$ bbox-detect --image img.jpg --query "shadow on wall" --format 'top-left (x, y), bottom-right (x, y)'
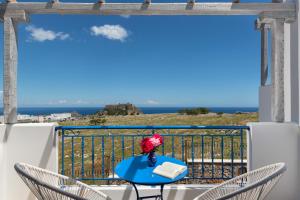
top-left (3, 124), bottom-right (12, 143)
top-left (26, 125), bottom-right (57, 200)
top-left (297, 126), bottom-right (300, 199)
top-left (39, 126), bottom-right (56, 169)
top-left (122, 185), bottom-right (133, 200)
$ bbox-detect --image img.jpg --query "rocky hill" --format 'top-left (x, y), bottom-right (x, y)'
top-left (101, 103), bottom-right (142, 116)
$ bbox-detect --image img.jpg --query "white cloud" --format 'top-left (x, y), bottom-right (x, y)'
top-left (146, 100), bottom-right (159, 105)
top-left (120, 15), bottom-right (130, 19)
top-left (48, 99), bottom-right (100, 106)
top-left (26, 25), bottom-right (70, 42)
top-left (75, 99), bottom-right (90, 105)
top-left (56, 32), bottom-right (70, 40)
top-left (57, 100), bottom-right (67, 104)
top-left (48, 99), bottom-right (67, 105)
top-left (90, 24), bottom-right (129, 42)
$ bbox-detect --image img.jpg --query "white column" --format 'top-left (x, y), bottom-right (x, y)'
top-left (3, 10), bottom-right (27, 124)
top-left (271, 19), bottom-right (285, 122)
top-left (3, 16), bottom-right (18, 124)
top-left (289, 0), bottom-right (300, 124)
top-left (261, 24), bottom-right (269, 86)
top-left (257, 20), bottom-right (273, 122)
top-left (284, 22), bottom-right (291, 122)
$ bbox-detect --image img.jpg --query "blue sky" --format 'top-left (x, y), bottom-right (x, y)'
top-left (0, 11), bottom-right (260, 107)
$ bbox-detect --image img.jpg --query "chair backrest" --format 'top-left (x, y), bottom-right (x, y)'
top-left (15, 163), bottom-right (111, 200)
top-left (194, 163), bottom-right (286, 200)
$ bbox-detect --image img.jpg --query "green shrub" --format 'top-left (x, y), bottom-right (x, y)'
top-left (89, 117), bottom-right (107, 125)
top-left (217, 112), bottom-right (224, 116)
top-left (178, 107), bottom-right (210, 115)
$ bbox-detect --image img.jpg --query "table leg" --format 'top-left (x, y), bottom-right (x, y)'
top-left (130, 183), bottom-right (165, 200)
top-left (132, 183), bottom-right (140, 200)
top-left (160, 184), bottom-right (164, 200)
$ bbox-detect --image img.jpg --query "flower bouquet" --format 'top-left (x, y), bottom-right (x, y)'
top-left (140, 134), bottom-right (163, 167)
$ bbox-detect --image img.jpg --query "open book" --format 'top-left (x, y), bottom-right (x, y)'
top-left (153, 162), bottom-right (187, 179)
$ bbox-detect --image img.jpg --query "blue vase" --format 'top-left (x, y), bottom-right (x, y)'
top-left (147, 151), bottom-right (157, 167)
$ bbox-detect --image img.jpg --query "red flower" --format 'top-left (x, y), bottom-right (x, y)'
top-left (152, 134), bottom-right (163, 145)
top-left (140, 134), bottom-right (164, 154)
top-left (140, 137), bottom-right (154, 153)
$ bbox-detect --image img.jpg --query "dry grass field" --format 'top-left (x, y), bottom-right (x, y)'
top-left (59, 112), bottom-right (258, 126)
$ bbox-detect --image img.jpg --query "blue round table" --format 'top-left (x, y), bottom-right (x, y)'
top-left (115, 155), bottom-right (188, 200)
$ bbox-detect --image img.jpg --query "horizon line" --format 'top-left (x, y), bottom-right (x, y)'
top-left (0, 106), bottom-right (259, 108)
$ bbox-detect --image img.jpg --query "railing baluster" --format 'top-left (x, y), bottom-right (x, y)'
top-left (162, 136), bottom-right (165, 155)
top-left (181, 135), bottom-right (184, 161)
top-left (201, 135), bottom-right (204, 178)
top-left (121, 135), bottom-right (125, 160)
top-left (132, 135), bottom-right (135, 157)
top-left (61, 129), bottom-right (65, 175)
top-left (81, 136), bottom-right (85, 178)
top-left (191, 135), bottom-right (195, 178)
top-left (92, 135), bottom-right (95, 178)
top-left (221, 135), bottom-right (224, 179)
top-left (231, 136), bottom-right (234, 178)
top-left (240, 128), bottom-right (244, 174)
top-left (172, 135), bottom-right (175, 158)
top-left (112, 135), bottom-right (115, 178)
top-left (211, 135), bottom-right (214, 178)
top-left (101, 136), bottom-right (105, 178)
top-left (71, 136), bottom-right (74, 177)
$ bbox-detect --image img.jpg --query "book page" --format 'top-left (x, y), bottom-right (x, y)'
top-left (153, 162), bottom-right (187, 179)
top-left (162, 162), bottom-right (187, 173)
top-left (153, 165), bottom-right (179, 179)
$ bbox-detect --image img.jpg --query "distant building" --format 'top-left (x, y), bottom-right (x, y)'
top-left (17, 114), bottom-right (39, 122)
top-left (0, 113), bottom-right (72, 123)
top-left (48, 113), bottom-right (72, 121)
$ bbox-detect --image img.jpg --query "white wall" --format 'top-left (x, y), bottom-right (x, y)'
top-left (0, 125), bottom-right (7, 200)
top-left (0, 123), bottom-right (58, 200)
top-left (1, 122), bottom-right (299, 200)
top-left (248, 122), bottom-right (300, 200)
top-left (94, 184), bottom-right (210, 200)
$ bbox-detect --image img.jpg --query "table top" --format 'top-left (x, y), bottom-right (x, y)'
top-left (115, 155), bottom-right (188, 185)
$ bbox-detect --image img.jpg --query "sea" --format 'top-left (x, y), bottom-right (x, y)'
top-left (0, 107), bottom-right (258, 116)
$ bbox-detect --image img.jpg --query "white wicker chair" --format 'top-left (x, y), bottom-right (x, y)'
top-left (194, 163), bottom-right (286, 200)
top-left (15, 163), bottom-right (111, 200)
